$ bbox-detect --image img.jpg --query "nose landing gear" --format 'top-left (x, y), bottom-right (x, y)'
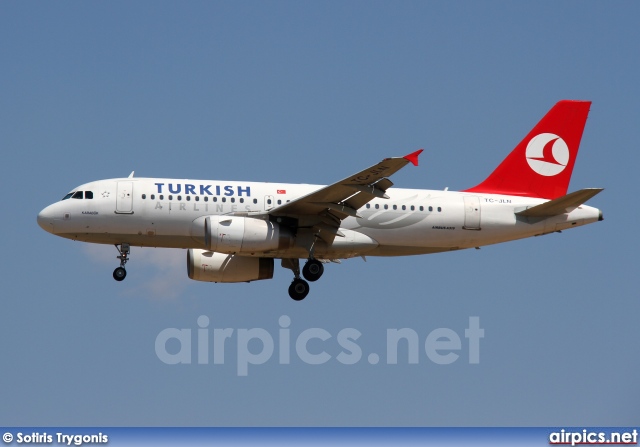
top-left (113, 243), bottom-right (130, 281)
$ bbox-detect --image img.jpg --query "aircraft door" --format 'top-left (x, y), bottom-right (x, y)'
top-left (463, 196), bottom-right (481, 230)
top-left (264, 195), bottom-right (274, 211)
top-left (116, 181), bottom-right (134, 214)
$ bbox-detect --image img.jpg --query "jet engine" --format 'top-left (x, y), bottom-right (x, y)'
top-left (187, 249), bottom-right (274, 283)
top-left (191, 216), bottom-right (293, 254)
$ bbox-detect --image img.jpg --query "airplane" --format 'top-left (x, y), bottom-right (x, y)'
top-left (37, 100), bottom-right (603, 301)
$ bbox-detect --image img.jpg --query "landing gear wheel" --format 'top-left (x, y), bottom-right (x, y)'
top-left (288, 278), bottom-right (310, 301)
top-left (113, 243), bottom-right (131, 281)
top-left (113, 267), bottom-right (127, 281)
top-left (302, 259), bottom-right (324, 282)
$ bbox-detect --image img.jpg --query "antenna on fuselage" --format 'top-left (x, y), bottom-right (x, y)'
top-left (128, 171), bottom-right (135, 178)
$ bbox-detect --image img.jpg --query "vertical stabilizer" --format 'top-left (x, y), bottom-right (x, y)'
top-left (464, 100), bottom-right (591, 199)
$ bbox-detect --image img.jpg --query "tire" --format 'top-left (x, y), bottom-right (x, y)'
top-left (302, 259), bottom-right (324, 282)
top-left (113, 267), bottom-right (127, 281)
top-left (288, 278), bottom-right (310, 301)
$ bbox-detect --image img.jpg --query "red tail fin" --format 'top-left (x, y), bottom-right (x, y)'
top-left (464, 100), bottom-right (591, 199)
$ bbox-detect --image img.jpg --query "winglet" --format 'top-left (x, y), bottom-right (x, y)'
top-left (403, 149), bottom-right (423, 166)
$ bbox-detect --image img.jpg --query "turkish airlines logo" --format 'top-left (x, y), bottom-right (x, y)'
top-left (525, 133), bottom-right (570, 176)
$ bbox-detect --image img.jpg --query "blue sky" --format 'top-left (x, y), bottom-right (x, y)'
top-left (1, 1), bottom-right (637, 426)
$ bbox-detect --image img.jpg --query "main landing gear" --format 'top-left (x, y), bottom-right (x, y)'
top-left (283, 258), bottom-right (325, 301)
top-left (288, 278), bottom-right (310, 301)
top-left (113, 243), bottom-right (130, 281)
top-left (302, 258), bottom-right (324, 282)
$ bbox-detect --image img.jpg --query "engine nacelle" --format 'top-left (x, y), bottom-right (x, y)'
top-left (191, 216), bottom-right (293, 254)
top-left (187, 249), bottom-right (274, 283)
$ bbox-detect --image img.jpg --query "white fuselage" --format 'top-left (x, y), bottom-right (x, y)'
top-left (37, 177), bottom-right (602, 259)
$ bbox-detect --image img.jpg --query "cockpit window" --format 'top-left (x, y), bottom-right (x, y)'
top-left (62, 190), bottom-right (93, 200)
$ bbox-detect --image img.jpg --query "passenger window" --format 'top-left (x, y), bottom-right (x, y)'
top-left (177, 195), bottom-right (182, 201)
top-left (366, 204), bottom-right (370, 209)
top-left (204, 197), bottom-right (209, 202)
top-left (402, 205), bottom-right (406, 210)
top-left (195, 196), bottom-right (200, 202)
top-left (222, 197), bottom-right (226, 203)
top-left (384, 204), bottom-right (388, 210)
top-left (438, 207), bottom-right (442, 212)
top-left (240, 198), bottom-right (244, 203)
top-left (186, 196), bottom-right (191, 201)
top-left (393, 205), bottom-right (397, 210)
top-left (267, 199), bottom-right (272, 205)
top-left (142, 194), bottom-right (146, 199)
top-left (213, 197), bottom-right (217, 202)
top-left (253, 199), bottom-right (258, 204)
top-left (85, 191), bottom-right (93, 199)
top-left (168, 195), bottom-right (173, 200)
top-left (62, 193), bottom-right (74, 201)
top-left (410, 205), bottom-right (415, 211)
top-left (277, 200), bottom-right (282, 205)
top-left (420, 206), bottom-right (424, 211)
top-left (375, 204), bottom-right (379, 209)
top-left (72, 191), bottom-right (83, 199)
top-left (151, 194), bottom-right (155, 200)
top-left (231, 198), bottom-right (235, 203)
top-left (159, 195), bottom-right (164, 200)
top-left (429, 206), bottom-right (433, 212)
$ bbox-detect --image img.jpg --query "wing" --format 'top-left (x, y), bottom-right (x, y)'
top-left (268, 149), bottom-right (423, 245)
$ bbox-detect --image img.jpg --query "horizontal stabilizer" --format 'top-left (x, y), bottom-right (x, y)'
top-left (516, 188), bottom-right (603, 217)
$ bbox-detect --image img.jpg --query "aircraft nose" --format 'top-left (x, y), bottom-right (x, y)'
top-left (37, 205), bottom-right (56, 234)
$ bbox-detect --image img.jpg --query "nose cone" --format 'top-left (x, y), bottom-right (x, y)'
top-left (37, 205), bottom-right (56, 234)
